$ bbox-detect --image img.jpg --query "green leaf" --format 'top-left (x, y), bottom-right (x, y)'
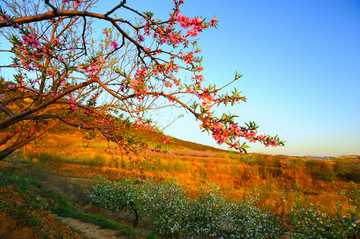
top-left (143, 11), bottom-right (154, 19)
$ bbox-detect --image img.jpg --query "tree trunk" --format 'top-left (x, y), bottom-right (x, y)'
top-left (0, 147), bottom-right (17, 160)
top-left (0, 121), bottom-right (59, 160)
top-left (129, 201), bottom-right (139, 227)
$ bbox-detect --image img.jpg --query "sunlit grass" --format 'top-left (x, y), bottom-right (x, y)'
top-left (5, 131), bottom-right (358, 216)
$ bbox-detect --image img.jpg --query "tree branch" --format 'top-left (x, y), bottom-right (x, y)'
top-left (105, 0), bottom-right (126, 17)
top-left (82, 16), bottom-right (87, 55)
top-left (0, 104), bottom-right (15, 117)
top-left (44, 0), bottom-right (58, 14)
top-left (0, 78), bottom-right (96, 130)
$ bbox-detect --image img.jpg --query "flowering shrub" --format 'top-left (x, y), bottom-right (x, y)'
top-left (290, 188), bottom-right (360, 238)
top-left (88, 177), bottom-right (286, 238)
top-left (88, 177), bottom-right (360, 238)
top-left (87, 177), bottom-right (144, 227)
top-left (0, 0), bottom-right (284, 160)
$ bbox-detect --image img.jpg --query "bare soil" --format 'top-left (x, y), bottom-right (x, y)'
top-left (56, 216), bottom-right (122, 239)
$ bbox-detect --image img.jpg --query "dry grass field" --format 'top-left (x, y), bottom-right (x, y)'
top-left (14, 130), bottom-right (360, 214)
top-left (1, 128), bottom-right (360, 238)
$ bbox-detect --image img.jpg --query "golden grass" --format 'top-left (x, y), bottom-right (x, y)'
top-left (4, 131), bottom-right (359, 215)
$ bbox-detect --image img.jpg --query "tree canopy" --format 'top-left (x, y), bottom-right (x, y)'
top-left (0, 0), bottom-right (284, 160)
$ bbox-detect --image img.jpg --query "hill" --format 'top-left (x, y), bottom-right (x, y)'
top-left (1, 127), bottom-right (360, 238)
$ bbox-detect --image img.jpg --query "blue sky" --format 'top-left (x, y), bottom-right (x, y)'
top-left (3, 0), bottom-right (358, 157)
top-left (114, 0), bottom-right (360, 157)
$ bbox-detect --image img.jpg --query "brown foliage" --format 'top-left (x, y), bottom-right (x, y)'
top-left (0, 185), bottom-right (83, 238)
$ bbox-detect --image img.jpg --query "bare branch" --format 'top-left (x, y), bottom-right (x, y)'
top-left (0, 78), bottom-right (97, 130)
top-left (105, 0), bottom-right (126, 17)
top-left (44, 0), bottom-right (58, 14)
top-left (82, 16), bottom-right (87, 55)
top-left (0, 104), bottom-right (15, 117)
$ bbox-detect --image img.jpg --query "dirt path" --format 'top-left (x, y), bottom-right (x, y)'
top-left (56, 216), bottom-right (123, 239)
top-left (34, 174), bottom-right (132, 239)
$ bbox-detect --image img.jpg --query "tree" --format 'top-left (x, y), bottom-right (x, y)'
top-left (0, 0), bottom-right (284, 160)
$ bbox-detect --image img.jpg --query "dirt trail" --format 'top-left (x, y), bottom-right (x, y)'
top-left (43, 175), bottom-right (127, 238)
top-left (56, 216), bottom-right (123, 239)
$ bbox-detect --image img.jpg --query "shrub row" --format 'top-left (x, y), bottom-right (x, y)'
top-left (87, 177), bottom-right (285, 238)
top-left (88, 177), bottom-right (360, 238)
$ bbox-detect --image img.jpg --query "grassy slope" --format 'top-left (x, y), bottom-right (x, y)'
top-left (2, 124), bottom-right (360, 212)
top-left (10, 128), bottom-right (358, 213)
top-left (1, 126), bottom-right (360, 238)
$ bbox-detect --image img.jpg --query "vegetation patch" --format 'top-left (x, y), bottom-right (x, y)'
top-left (0, 185), bottom-right (83, 238)
top-left (88, 176), bottom-right (360, 238)
top-left (88, 177), bottom-right (286, 238)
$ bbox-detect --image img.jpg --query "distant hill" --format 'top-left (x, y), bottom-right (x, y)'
top-left (169, 136), bottom-right (228, 152)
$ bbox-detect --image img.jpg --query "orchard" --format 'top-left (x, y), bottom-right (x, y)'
top-left (0, 0), bottom-right (284, 160)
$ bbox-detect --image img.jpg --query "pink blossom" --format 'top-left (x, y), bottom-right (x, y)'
top-left (74, 0), bottom-right (82, 6)
top-left (250, 138), bottom-right (257, 143)
top-left (163, 137), bottom-right (171, 144)
top-left (138, 35), bottom-right (145, 42)
top-left (211, 16), bottom-right (218, 24)
top-left (7, 84), bottom-right (15, 90)
top-left (187, 29), bottom-right (199, 37)
top-left (257, 135), bottom-right (265, 141)
top-left (68, 104), bottom-right (78, 111)
top-left (2, 14), bottom-right (10, 23)
top-left (243, 132), bottom-right (250, 140)
top-left (109, 41), bottom-right (118, 49)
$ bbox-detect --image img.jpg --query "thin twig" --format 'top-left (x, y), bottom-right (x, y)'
top-left (44, 0), bottom-right (58, 14)
top-left (105, 0), bottom-right (126, 17)
top-left (82, 16), bottom-right (87, 55)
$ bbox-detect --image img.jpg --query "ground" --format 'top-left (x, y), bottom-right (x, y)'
top-left (0, 185), bottom-right (83, 239)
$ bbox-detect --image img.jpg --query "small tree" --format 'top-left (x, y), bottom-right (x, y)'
top-left (0, 0), bottom-right (284, 160)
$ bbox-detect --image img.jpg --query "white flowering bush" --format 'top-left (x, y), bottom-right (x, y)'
top-left (87, 177), bottom-right (285, 238)
top-left (136, 180), bottom-right (190, 237)
top-left (88, 177), bottom-right (360, 238)
top-left (184, 186), bottom-right (238, 238)
top-left (230, 199), bottom-right (285, 239)
top-left (87, 177), bottom-right (144, 227)
top-left (289, 185), bottom-right (360, 238)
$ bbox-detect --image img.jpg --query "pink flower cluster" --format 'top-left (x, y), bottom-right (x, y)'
top-left (22, 34), bottom-right (40, 48)
top-left (128, 67), bottom-right (148, 96)
top-left (198, 88), bottom-right (216, 110)
top-left (109, 41), bottom-right (118, 49)
top-left (13, 33), bottom-right (62, 72)
top-left (200, 115), bottom-right (280, 152)
top-left (62, 0), bottom-right (82, 6)
top-left (79, 58), bottom-right (105, 77)
top-left (2, 0), bottom-right (283, 161)
top-left (0, 13), bottom-right (11, 24)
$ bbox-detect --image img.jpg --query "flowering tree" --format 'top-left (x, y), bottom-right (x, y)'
top-left (0, 0), bottom-right (284, 160)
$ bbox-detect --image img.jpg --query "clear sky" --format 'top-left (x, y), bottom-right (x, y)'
top-left (99, 0), bottom-right (360, 157)
top-left (3, 0), bottom-right (358, 157)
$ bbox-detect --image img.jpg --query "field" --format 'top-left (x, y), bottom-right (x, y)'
top-left (1, 129), bottom-right (360, 238)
